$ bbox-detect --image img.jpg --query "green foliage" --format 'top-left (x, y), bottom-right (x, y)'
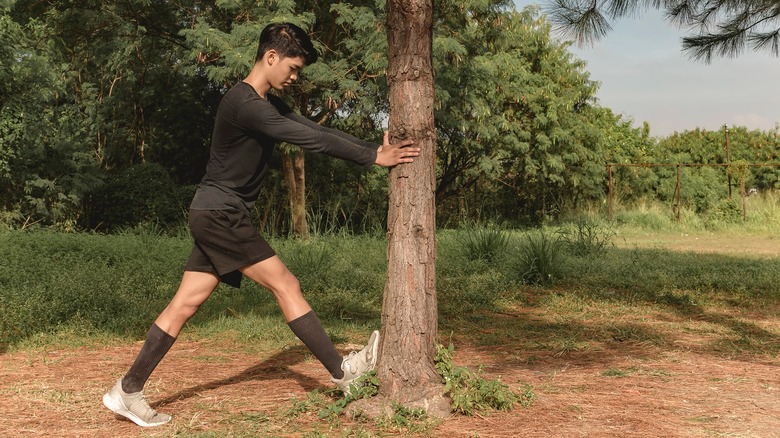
top-left (457, 223), bottom-right (510, 262)
top-left (546, 0), bottom-right (780, 62)
top-left (179, 0), bottom-right (392, 237)
top-left (0, 3), bottom-right (98, 229)
top-left (642, 127), bottom-right (780, 216)
top-left (558, 219), bottom-right (615, 257)
top-left (2, 0), bottom-right (780, 232)
top-left (82, 163), bottom-right (191, 231)
top-left (435, 343), bottom-right (533, 415)
top-left (284, 371), bottom-right (379, 421)
top-left (304, 154), bottom-right (390, 237)
top-left (515, 230), bottom-right (566, 285)
top-left (0, 230), bottom-right (190, 348)
top-left (706, 198), bottom-right (743, 225)
top-left (434, 2), bottom-right (622, 225)
top-left (285, 370), bottom-right (437, 434)
top-left (0, 1), bottom-right (218, 230)
top-left (374, 402), bottom-right (435, 435)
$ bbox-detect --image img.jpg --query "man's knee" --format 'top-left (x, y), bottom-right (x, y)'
top-left (165, 299), bottom-right (200, 320)
top-left (166, 288), bottom-right (214, 320)
top-left (271, 272), bottom-right (301, 296)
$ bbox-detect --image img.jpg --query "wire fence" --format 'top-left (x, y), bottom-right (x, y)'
top-left (606, 162), bottom-right (780, 222)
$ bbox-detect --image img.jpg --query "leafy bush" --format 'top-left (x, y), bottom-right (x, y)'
top-left (682, 166), bottom-right (726, 213)
top-left (82, 163), bottom-right (191, 232)
top-left (284, 371), bottom-right (379, 420)
top-left (706, 198), bottom-right (743, 224)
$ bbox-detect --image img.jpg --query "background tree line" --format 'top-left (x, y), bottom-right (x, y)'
top-left (1, 0), bottom-right (778, 234)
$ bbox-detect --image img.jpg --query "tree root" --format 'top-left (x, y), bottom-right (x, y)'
top-left (346, 391), bottom-right (452, 420)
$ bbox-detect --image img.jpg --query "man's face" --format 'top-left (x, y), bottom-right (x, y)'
top-left (268, 52), bottom-right (305, 91)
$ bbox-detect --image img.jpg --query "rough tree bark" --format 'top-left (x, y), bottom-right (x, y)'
top-left (352, 0), bottom-right (449, 418)
top-left (281, 149), bottom-right (309, 239)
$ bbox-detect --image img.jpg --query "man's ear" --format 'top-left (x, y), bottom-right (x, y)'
top-left (265, 49), bottom-right (278, 66)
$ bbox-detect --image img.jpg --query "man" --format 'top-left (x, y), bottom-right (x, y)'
top-left (102, 22), bottom-right (420, 427)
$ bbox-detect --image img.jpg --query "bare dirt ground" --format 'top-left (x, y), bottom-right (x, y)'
top-left (2, 232), bottom-right (780, 437)
top-left (616, 231), bottom-right (780, 259)
top-left (2, 328), bottom-right (780, 437)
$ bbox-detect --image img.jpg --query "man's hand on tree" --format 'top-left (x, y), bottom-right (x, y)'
top-left (375, 131), bottom-right (420, 167)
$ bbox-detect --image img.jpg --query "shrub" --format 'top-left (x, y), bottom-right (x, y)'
top-left (514, 230), bottom-right (565, 285)
top-left (558, 220), bottom-right (615, 257)
top-left (82, 163), bottom-right (191, 232)
top-left (706, 197), bottom-right (743, 224)
top-left (457, 223), bottom-right (510, 263)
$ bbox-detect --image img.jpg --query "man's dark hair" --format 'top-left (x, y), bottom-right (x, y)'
top-left (256, 22), bottom-right (318, 65)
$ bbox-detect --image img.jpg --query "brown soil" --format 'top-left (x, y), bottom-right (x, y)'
top-left (2, 234), bottom-right (780, 437)
top-left (2, 323), bottom-right (779, 437)
top-left (616, 231), bottom-right (780, 259)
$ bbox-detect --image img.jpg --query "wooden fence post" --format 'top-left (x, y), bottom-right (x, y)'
top-left (676, 165), bottom-right (681, 222)
top-left (608, 164), bottom-right (613, 222)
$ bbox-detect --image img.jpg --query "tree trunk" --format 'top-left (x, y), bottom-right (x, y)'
top-left (353, 0), bottom-right (448, 418)
top-left (281, 149), bottom-right (309, 239)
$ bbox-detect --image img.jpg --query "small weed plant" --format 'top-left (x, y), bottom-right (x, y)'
top-left (286, 371), bottom-right (438, 434)
top-left (285, 371), bottom-right (379, 421)
top-left (374, 402), bottom-right (436, 435)
top-left (435, 343), bottom-right (534, 415)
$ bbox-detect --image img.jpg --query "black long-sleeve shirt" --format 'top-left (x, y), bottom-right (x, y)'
top-left (190, 82), bottom-right (379, 214)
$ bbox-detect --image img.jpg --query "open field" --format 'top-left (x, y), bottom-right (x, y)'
top-left (615, 228), bottom-right (780, 259)
top-left (1, 228), bottom-right (779, 437)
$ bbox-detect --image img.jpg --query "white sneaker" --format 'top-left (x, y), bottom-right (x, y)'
top-left (102, 379), bottom-right (172, 427)
top-left (330, 330), bottom-right (379, 395)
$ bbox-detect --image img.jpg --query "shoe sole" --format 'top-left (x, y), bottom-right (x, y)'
top-left (102, 392), bottom-right (170, 427)
top-left (366, 330), bottom-right (380, 368)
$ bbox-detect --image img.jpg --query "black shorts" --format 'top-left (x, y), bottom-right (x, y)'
top-left (185, 209), bottom-right (276, 288)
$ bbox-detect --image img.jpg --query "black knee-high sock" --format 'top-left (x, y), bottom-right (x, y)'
top-left (287, 311), bottom-right (344, 379)
top-left (121, 323), bottom-right (177, 393)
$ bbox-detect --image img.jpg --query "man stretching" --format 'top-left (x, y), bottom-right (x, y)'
top-left (102, 22), bottom-right (420, 427)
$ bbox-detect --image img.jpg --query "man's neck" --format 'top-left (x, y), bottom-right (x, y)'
top-left (242, 67), bottom-right (270, 99)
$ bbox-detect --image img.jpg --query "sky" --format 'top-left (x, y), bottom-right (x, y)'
top-left (513, 1), bottom-right (780, 137)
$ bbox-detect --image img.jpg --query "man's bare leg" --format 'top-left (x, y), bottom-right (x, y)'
top-left (240, 256), bottom-right (344, 375)
top-left (240, 256), bottom-right (379, 393)
top-left (103, 271), bottom-right (219, 427)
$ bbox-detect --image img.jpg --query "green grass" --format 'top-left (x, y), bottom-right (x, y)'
top-left (0, 231), bottom-right (392, 351)
top-left (607, 191), bottom-right (780, 232)
top-left (3, 221), bottom-right (780, 355)
top-left (3, 214), bottom-right (780, 434)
